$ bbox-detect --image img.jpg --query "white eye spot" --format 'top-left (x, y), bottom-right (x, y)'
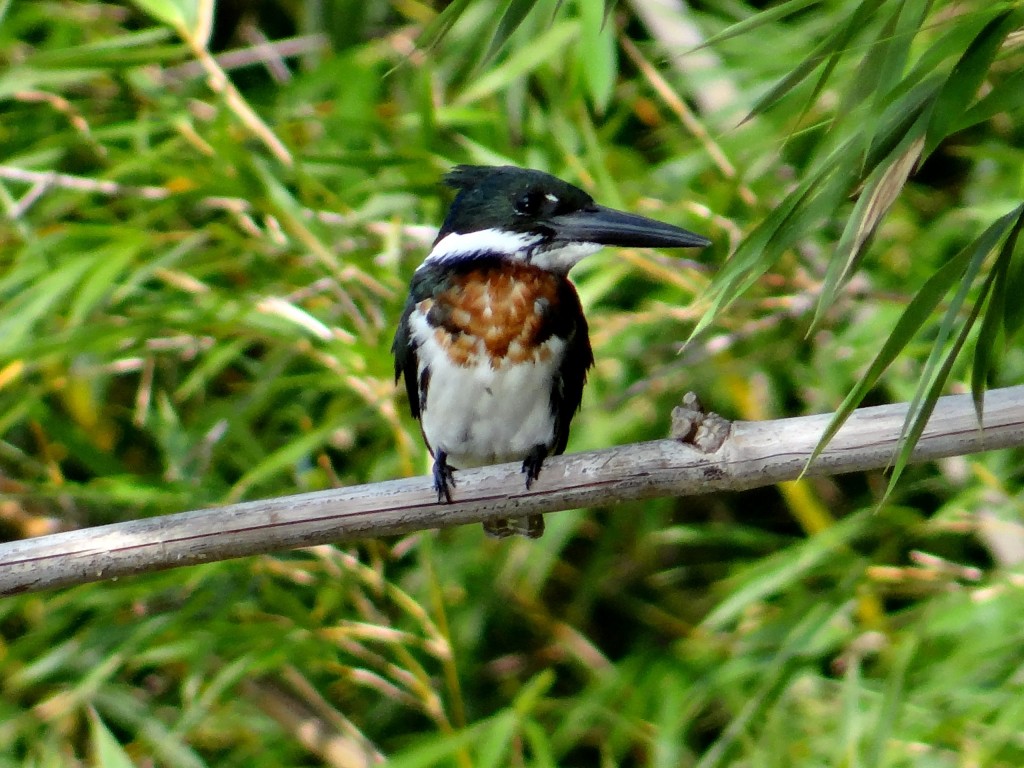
top-left (545, 193), bottom-right (559, 203)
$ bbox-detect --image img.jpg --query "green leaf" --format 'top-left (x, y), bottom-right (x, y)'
top-left (88, 708), bottom-right (136, 768)
top-left (455, 21), bottom-right (580, 105)
top-left (800, 0), bottom-right (887, 121)
top-left (810, 204), bottom-right (1024, 478)
top-left (1003, 211), bottom-right (1024, 337)
top-left (811, 130), bottom-right (925, 332)
top-left (805, 240), bottom-right (974, 470)
top-left (701, 511), bottom-right (871, 631)
top-left (864, 637), bottom-right (918, 768)
top-left (954, 67), bottom-right (1024, 133)
top-left (694, 139), bottom-right (857, 338)
top-left (484, 0), bottom-right (541, 65)
top-left (226, 422), bottom-right (341, 502)
top-left (742, 41), bottom-right (828, 123)
top-left (885, 287), bottom-right (984, 503)
top-left (128, 0), bottom-right (211, 45)
top-left (972, 204), bottom-right (1024, 417)
top-left (417, 0), bottom-right (476, 52)
top-left (844, 0), bottom-right (931, 154)
top-left (128, 0), bottom-right (193, 29)
top-left (67, 244), bottom-right (140, 327)
top-left (0, 256), bottom-right (94, 357)
top-left (577, 0), bottom-right (617, 113)
top-left (744, 0), bottom-right (886, 122)
top-left (925, 9), bottom-right (1018, 157)
top-left (899, 204), bottom-right (1021, 438)
top-left (698, 0), bottom-right (825, 49)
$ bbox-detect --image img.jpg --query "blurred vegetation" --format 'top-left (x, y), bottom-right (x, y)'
top-left (2, 0), bottom-right (1024, 765)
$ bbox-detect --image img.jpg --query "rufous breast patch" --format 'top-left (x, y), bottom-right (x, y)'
top-left (425, 263), bottom-right (562, 367)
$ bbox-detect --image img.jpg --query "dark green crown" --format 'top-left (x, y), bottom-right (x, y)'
top-left (437, 165), bottom-right (595, 239)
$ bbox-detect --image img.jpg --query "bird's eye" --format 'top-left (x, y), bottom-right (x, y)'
top-left (514, 191), bottom-right (544, 216)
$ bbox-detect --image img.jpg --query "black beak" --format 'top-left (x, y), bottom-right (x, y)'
top-left (552, 204), bottom-right (711, 249)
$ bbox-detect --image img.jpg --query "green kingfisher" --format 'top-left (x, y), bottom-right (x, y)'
top-left (392, 165), bottom-right (710, 538)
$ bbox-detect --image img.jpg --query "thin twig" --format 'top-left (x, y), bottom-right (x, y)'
top-left (626, 0), bottom-right (740, 114)
top-left (239, 21), bottom-right (294, 84)
top-left (1, 387), bottom-right (1023, 597)
top-left (160, 34), bottom-right (329, 83)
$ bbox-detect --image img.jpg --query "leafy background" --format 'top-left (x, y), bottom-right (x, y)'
top-left (2, 0), bottom-right (1024, 765)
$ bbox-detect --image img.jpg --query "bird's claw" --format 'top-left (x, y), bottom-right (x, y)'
top-left (433, 450), bottom-right (456, 503)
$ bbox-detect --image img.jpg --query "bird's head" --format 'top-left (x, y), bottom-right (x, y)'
top-left (422, 165), bottom-right (710, 274)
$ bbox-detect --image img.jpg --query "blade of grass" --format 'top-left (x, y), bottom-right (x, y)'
top-left (864, 635), bottom-right (918, 768)
top-left (88, 707), bottom-right (136, 768)
top-left (701, 510), bottom-right (871, 632)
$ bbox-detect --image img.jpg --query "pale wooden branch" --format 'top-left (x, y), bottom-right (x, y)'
top-left (1, 386), bottom-right (1023, 597)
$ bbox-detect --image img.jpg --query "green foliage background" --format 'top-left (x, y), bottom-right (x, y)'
top-left (2, 0), bottom-right (1024, 764)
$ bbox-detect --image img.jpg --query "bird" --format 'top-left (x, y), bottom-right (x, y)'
top-left (392, 165), bottom-right (710, 538)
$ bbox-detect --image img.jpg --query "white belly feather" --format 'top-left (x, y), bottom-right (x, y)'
top-left (410, 312), bottom-right (565, 468)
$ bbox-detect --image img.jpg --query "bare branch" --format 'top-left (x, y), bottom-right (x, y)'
top-left (1, 387), bottom-right (1023, 597)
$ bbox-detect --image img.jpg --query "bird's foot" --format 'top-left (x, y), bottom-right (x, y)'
top-left (521, 444), bottom-right (548, 489)
top-left (670, 392), bottom-right (731, 453)
top-left (433, 450), bottom-right (456, 503)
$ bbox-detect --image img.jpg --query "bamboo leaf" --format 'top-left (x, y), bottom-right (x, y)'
top-left (810, 204), bottom-right (1024, 476)
top-left (847, 0), bottom-right (932, 155)
top-left (972, 204), bottom-right (1024, 417)
top-left (744, 0), bottom-right (886, 122)
top-left (128, 0), bottom-right (193, 30)
top-left (742, 43), bottom-right (828, 123)
top-left (800, 0), bottom-right (887, 118)
top-left (483, 0), bottom-right (541, 65)
top-left (970, 267), bottom-right (1005, 425)
top-left (698, 0), bottom-right (825, 49)
top-left (954, 68), bottom-right (1024, 133)
top-left (811, 132), bottom-right (925, 332)
top-left (805, 243), bottom-right (975, 471)
top-left (695, 132), bottom-right (863, 339)
top-left (925, 9), bottom-right (1018, 157)
top-left (902, 204), bottom-right (1023, 441)
top-left (884, 282), bottom-right (983, 503)
top-left (1003, 211), bottom-right (1024, 337)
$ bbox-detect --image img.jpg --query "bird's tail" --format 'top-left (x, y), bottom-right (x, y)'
top-left (483, 514), bottom-right (544, 539)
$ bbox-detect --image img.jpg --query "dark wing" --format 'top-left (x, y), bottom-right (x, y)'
top-left (547, 280), bottom-right (594, 456)
top-left (392, 265), bottom-right (455, 421)
top-left (391, 294), bottom-right (421, 420)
